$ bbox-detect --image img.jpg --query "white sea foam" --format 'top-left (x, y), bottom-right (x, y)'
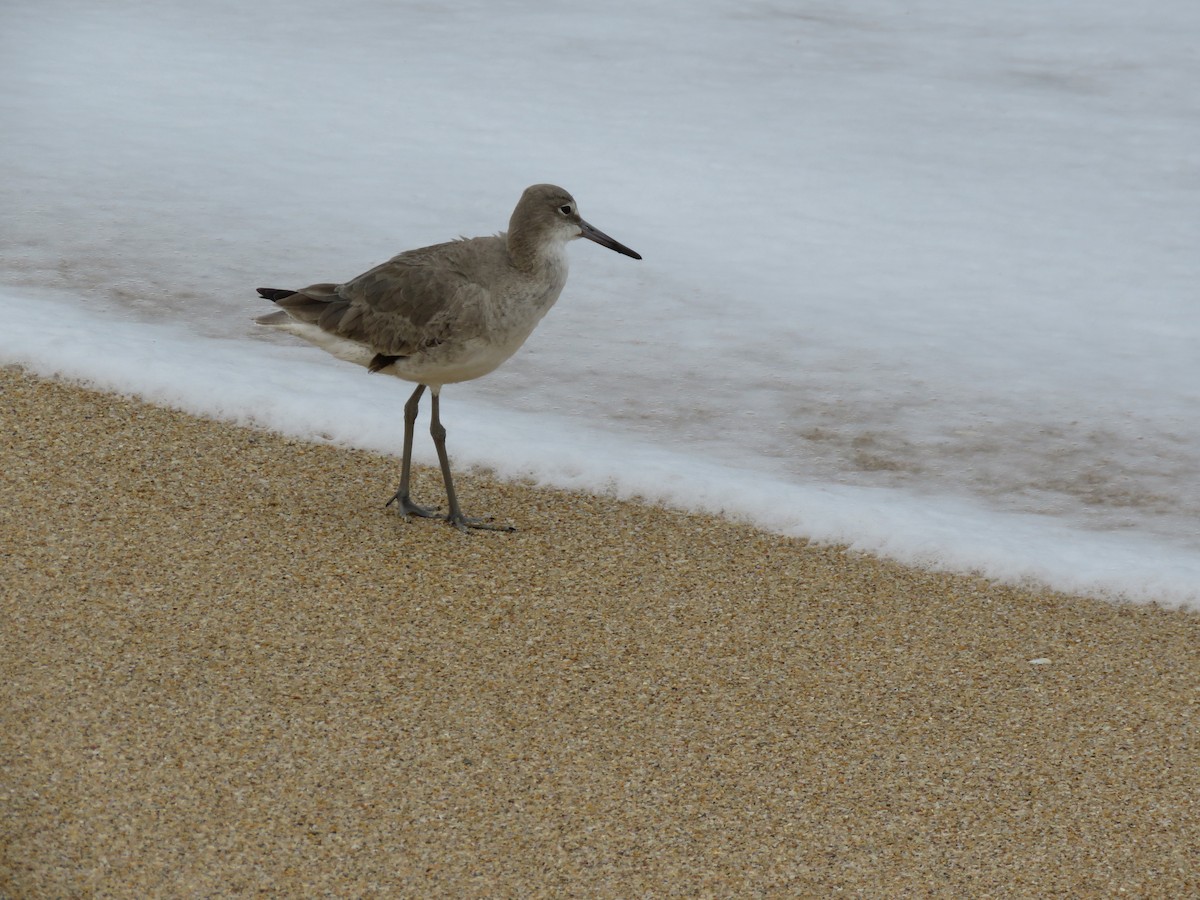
top-left (3, 1), bottom-right (1198, 608)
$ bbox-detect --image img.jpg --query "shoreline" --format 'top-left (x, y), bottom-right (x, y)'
top-left (3, 365), bottom-right (1198, 896)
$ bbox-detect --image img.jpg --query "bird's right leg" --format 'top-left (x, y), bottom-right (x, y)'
top-left (386, 383), bottom-right (438, 518)
top-left (428, 391), bottom-right (514, 532)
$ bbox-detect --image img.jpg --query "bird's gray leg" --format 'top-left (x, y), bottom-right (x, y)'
top-left (429, 390), bottom-right (515, 533)
top-left (386, 384), bottom-right (438, 518)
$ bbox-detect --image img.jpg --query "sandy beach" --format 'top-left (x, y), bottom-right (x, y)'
top-left (2, 365), bottom-right (1197, 897)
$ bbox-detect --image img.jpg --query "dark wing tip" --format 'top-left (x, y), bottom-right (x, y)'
top-left (368, 353), bottom-right (405, 373)
top-left (257, 287), bottom-right (297, 302)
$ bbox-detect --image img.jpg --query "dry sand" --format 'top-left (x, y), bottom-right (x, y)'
top-left (2, 365), bottom-right (1197, 897)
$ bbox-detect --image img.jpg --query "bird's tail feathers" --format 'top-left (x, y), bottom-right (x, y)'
top-left (257, 287), bottom-right (297, 302)
top-left (255, 309), bottom-right (292, 326)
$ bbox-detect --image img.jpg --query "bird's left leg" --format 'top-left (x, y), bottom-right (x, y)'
top-left (386, 383), bottom-right (438, 518)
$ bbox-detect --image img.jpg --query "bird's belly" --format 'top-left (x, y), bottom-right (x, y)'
top-left (261, 315), bottom-right (535, 388)
top-left (384, 331), bottom-right (531, 386)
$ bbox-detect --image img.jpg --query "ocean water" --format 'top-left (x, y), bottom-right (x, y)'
top-left (3, 0), bottom-right (1198, 607)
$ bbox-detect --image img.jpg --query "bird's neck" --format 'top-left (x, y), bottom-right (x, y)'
top-left (507, 231), bottom-right (569, 275)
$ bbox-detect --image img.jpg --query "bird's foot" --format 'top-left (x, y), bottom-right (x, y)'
top-left (387, 492), bottom-right (514, 532)
top-left (446, 512), bottom-right (516, 534)
top-left (386, 492), bottom-right (439, 520)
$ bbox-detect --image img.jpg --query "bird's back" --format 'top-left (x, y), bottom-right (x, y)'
top-left (334, 236), bottom-right (509, 355)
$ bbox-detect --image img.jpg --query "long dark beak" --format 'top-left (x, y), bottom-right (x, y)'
top-left (579, 219), bottom-right (642, 260)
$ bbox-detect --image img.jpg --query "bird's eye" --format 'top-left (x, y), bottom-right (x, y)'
top-left (558, 204), bottom-right (572, 215)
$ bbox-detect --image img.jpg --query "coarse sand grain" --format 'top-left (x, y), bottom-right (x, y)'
top-left (2, 366), bottom-right (1197, 897)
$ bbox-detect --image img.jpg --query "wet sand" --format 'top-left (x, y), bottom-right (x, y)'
top-left (2, 366), bottom-right (1197, 897)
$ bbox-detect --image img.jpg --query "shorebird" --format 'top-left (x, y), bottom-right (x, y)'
top-left (256, 183), bottom-right (641, 531)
